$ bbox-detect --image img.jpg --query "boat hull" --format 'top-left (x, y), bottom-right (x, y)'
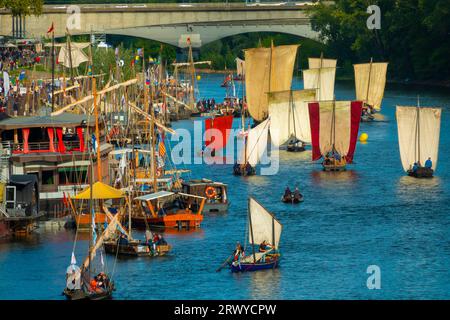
top-left (281, 195), bottom-right (304, 204)
top-left (63, 285), bottom-right (114, 300)
top-left (230, 259), bottom-right (279, 273)
top-left (407, 167), bottom-right (434, 178)
top-left (323, 163), bottom-right (346, 172)
top-left (131, 213), bottom-right (203, 229)
top-left (203, 202), bottom-right (229, 213)
top-left (286, 145), bottom-right (306, 152)
top-left (104, 240), bottom-right (171, 257)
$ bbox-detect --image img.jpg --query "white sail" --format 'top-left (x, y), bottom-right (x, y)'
top-left (236, 57), bottom-right (245, 77)
top-left (354, 62), bottom-right (388, 110)
top-left (303, 67), bottom-right (336, 101)
top-left (246, 119), bottom-right (270, 167)
top-left (248, 198), bottom-right (282, 249)
top-left (58, 44), bottom-right (89, 68)
top-left (308, 57), bottom-right (337, 69)
top-left (396, 106), bottom-right (441, 171)
top-left (268, 89), bottom-right (316, 145)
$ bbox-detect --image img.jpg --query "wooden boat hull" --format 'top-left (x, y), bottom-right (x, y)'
top-left (63, 285), bottom-right (114, 300)
top-left (233, 165), bottom-right (256, 176)
top-left (131, 213), bottom-right (203, 229)
top-left (407, 167), bottom-right (434, 178)
top-left (323, 163), bottom-right (346, 172)
top-left (281, 195), bottom-right (304, 204)
top-left (204, 202), bottom-right (229, 213)
top-left (230, 258), bottom-right (279, 273)
top-left (286, 145), bottom-right (306, 152)
top-left (104, 240), bottom-right (171, 257)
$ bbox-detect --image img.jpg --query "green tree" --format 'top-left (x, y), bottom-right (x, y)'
top-left (0, 0), bottom-right (43, 16)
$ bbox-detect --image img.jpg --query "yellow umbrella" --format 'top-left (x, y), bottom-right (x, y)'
top-left (73, 182), bottom-right (125, 200)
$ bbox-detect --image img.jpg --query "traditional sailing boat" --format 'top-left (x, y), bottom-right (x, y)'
top-left (234, 42), bottom-right (298, 175)
top-left (303, 54), bottom-right (337, 102)
top-left (63, 168), bottom-right (118, 300)
top-left (396, 102), bottom-right (441, 178)
top-left (354, 59), bottom-right (388, 121)
top-left (228, 197), bottom-right (282, 272)
top-left (268, 89), bottom-right (316, 152)
top-left (308, 100), bottom-right (363, 171)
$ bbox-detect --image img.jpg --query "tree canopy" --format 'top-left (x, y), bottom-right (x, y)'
top-left (0, 0), bottom-right (44, 16)
top-left (309, 0), bottom-right (450, 81)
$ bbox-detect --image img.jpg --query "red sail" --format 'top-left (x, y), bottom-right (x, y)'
top-left (205, 115), bottom-right (234, 151)
top-left (308, 101), bottom-right (362, 162)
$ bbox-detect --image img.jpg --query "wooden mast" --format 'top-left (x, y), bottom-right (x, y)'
top-left (416, 96), bottom-right (421, 164)
top-left (365, 57), bottom-right (373, 107)
top-left (93, 78), bottom-right (102, 181)
top-left (248, 198), bottom-right (256, 264)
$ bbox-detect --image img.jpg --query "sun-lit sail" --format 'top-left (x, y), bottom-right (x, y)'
top-left (246, 119), bottom-right (270, 167)
top-left (308, 57), bottom-right (337, 69)
top-left (354, 62), bottom-right (388, 111)
top-left (245, 45), bottom-right (298, 121)
top-left (303, 68), bottom-right (336, 101)
top-left (268, 89), bottom-right (316, 146)
top-left (308, 101), bottom-right (363, 162)
top-left (396, 106), bottom-right (441, 171)
top-left (57, 43), bottom-right (90, 68)
top-left (248, 197), bottom-right (282, 249)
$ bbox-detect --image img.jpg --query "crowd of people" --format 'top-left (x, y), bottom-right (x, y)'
top-left (0, 45), bottom-right (40, 72)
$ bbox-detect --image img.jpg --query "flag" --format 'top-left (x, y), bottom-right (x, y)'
top-left (71, 252), bottom-right (77, 265)
top-left (47, 22), bottom-right (54, 34)
top-left (137, 48), bottom-right (143, 57)
top-left (159, 140), bottom-right (166, 158)
top-left (91, 134), bottom-right (98, 153)
top-left (62, 192), bottom-right (68, 208)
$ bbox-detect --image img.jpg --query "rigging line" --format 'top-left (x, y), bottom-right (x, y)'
top-left (245, 118), bottom-right (270, 161)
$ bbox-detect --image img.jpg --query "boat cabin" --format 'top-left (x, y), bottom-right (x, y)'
top-left (0, 113), bottom-right (113, 214)
top-left (181, 179), bottom-right (229, 213)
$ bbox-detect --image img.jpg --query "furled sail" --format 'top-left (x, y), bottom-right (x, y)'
top-left (396, 106), bottom-right (441, 171)
top-left (303, 67), bottom-right (336, 101)
top-left (308, 57), bottom-right (337, 69)
top-left (236, 57), bottom-right (245, 77)
top-left (245, 45), bottom-right (298, 121)
top-left (204, 115), bottom-right (234, 151)
top-left (354, 62), bottom-right (388, 111)
top-left (308, 101), bottom-right (363, 162)
top-left (246, 119), bottom-right (270, 167)
top-left (268, 89), bottom-right (316, 146)
top-left (248, 197), bottom-right (282, 249)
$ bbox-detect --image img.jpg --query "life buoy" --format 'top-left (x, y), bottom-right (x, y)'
top-left (205, 186), bottom-right (216, 199)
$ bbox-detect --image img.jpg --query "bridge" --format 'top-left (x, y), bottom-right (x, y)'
top-left (0, 2), bottom-right (320, 47)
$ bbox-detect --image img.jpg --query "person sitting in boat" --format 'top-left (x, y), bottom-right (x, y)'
top-left (118, 233), bottom-right (128, 245)
top-left (412, 162), bottom-right (418, 173)
top-left (259, 240), bottom-right (272, 252)
top-left (425, 157), bottom-right (432, 168)
top-left (233, 242), bottom-right (244, 262)
top-left (283, 186), bottom-right (292, 199)
top-left (293, 187), bottom-right (302, 201)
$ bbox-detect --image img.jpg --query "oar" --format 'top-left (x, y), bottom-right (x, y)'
top-left (216, 254), bottom-right (233, 272)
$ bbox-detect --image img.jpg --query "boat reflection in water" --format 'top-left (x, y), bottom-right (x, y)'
top-left (311, 169), bottom-right (359, 187)
top-left (247, 268), bottom-right (282, 300)
top-left (396, 175), bottom-right (442, 203)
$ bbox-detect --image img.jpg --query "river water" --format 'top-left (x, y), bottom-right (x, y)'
top-left (1, 74), bottom-right (449, 300)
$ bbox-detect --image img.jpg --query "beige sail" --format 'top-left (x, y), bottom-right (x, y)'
top-left (268, 89), bottom-right (316, 146)
top-left (248, 197), bottom-right (282, 249)
top-left (303, 67), bottom-right (336, 101)
top-left (245, 45), bottom-right (298, 121)
top-left (58, 45), bottom-right (89, 68)
top-left (246, 119), bottom-right (270, 167)
top-left (308, 57), bottom-right (337, 69)
top-left (354, 62), bottom-right (388, 111)
top-left (236, 57), bottom-right (245, 77)
top-left (317, 101), bottom-right (353, 157)
top-left (396, 106), bottom-right (441, 171)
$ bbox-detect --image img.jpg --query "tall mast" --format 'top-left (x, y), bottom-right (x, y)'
top-left (66, 28), bottom-right (74, 83)
top-left (365, 57), bottom-right (373, 104)
top-left (51, 26), bottom-right (55, 113)
top-left (93, 78), bottom-right (102, 181)
top-left (330, 98), bottom-right (336, 153)
top-left (416, 96), bottom-right (421, 163)
top-left (188, 39), bottom-right (196, 110)
top-left (248, 198), bottom-right (256, 264)
top-left (146, 54), bottom-right (158, 193)
top-left (318, 52), bottom-right (323, 101)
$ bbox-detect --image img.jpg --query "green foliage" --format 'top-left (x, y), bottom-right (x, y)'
top-left (309, 0), bottom-right (450, 81)
top-left (0, 0), bottom-right (44, 16)
top-left (199, 32), bottom-right (326, 71)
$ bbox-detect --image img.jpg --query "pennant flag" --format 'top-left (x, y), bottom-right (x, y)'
top-left (62, 192), bottom-right (68, 208)
top-left (91, 134), bottom-right (98, 153)
top-left (71, 252), bottom-right (77, 265)
top-left (137, 48), bottom-right (143, 57)
top-left (47, 22), bottom-right (54, 34)
top-left (18, 70), bottom-right (26, 81)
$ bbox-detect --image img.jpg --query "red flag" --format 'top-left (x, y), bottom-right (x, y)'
top-left (47, 22), bottom-right (54, 34)
top-left (62, 192), bottom-right (68, 208)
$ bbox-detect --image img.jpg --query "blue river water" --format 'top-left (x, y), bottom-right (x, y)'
top-left (1, 74), bottom-right (450, 300)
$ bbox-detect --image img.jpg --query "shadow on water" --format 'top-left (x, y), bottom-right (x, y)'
top-left (310, 170), bottom-right (359, 187)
